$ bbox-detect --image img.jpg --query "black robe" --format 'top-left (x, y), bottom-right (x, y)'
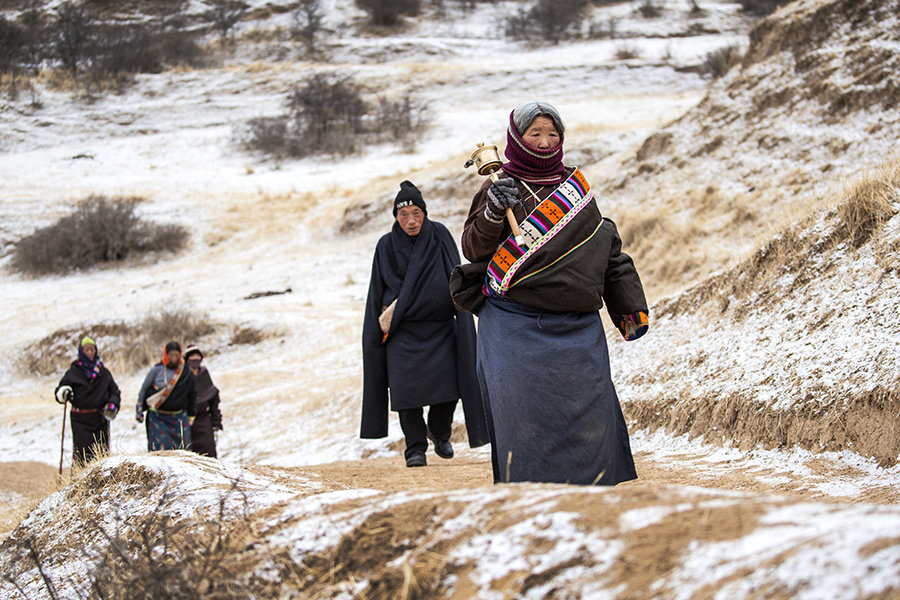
top-left (361, 218), bottom-right (489, 447)
top-left (190, 367), bottom-right (221, 458)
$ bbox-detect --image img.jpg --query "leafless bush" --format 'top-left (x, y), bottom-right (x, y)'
top-left (288, 73), bottom-right (366, 154)
top-left (0, 17), bottom-right (25, 75)
top-left (739, 0), bottom-right (791, 17)
top-left (208, 0), bottom-right (249, 41)
top-left (701, 44), bottom-right (742, 79)
top-left (241, 74), bottom-right (430, 158)
top-left (505, 0), bottom-right (589, 44)
top-left (53, 0), bottom-right (94, 74)
top-left (3, 475), bottom-right (261, 600)
top-left (291, 0), bottom-right (324, 57)
top-left (355, 0), bottom-right (421, 26)
top-left (637, 0), bottom-right (662, 18)
top-left (614, 43), bottom-right (641, 60)
top-left (89, 22), bottom-right (205, 78)
top-left (11, 196), bottom-right (188, 276)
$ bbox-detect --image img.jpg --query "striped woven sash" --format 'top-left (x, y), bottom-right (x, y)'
top-left (485, 168), bottom-right (593, 297)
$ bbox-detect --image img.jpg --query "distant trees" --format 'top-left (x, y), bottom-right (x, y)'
top-left (0, 0), bottom-right (205, 90)
top-left (291, 0), bottom-right (325, 57)
top-left (355, 0), bottom-right (421, 26)
top-left (54, 1), bottom-right (94, 74)
top-left (207, 0), bottom-right (248, 41)
top-left (505, 0), bottom-right (589, 44)
top-left (242, 73), bottom-right (429, 159)
top-left (739, 0), bottom-right (791, 16)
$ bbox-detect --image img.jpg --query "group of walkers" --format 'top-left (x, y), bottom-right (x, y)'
top-left (362, 101), bottom-right (649, 486)
top-left (55, 338), bottom-right (222, 468)
top-left (53, 100), bottom-right (648, 488)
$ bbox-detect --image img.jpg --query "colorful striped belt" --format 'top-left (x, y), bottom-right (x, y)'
top-left (70, 407), bottom-right (99, 414)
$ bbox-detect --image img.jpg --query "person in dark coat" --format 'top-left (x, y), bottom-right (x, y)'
top-left (54, 336), bottom-right (121, 467)
top-left (136, 341), bottom-right (197, 452)
top-left (361, 180), bottom-right (490, 467)
top-left (453, 101), bottom-right (649, 486)
top-left (184, 345), bottom-right (222, 458)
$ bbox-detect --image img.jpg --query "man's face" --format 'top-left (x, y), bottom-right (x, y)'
top-left (397, 206), bottom-right (424, 236)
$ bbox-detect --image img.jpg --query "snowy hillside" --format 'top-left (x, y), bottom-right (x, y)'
top-left (1, 0), bottom-right (899, 598)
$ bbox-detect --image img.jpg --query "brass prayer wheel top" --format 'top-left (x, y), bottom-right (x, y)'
top-left (467, 142), bottom-right (502, 176)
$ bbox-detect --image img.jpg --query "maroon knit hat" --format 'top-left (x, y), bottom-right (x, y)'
top-left (502, 110), bottom-right (567, 185)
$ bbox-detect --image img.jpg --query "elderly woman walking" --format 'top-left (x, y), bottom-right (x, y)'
top-left (453, 101), bottom-right (649, 485)
top-left (136, 341), bottom-right (197, 451)
top-left (361, 180), bottom-right (489, 467)
top-left (54, 336), bottom-right (121, 467)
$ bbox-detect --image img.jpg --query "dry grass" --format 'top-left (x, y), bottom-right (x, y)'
top-left (23, 307), bottom-right (267, 377)
top-left (834, 159), bottom-right (900, 248)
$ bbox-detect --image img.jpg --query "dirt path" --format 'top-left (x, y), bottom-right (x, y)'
top-left (4, 440), bottom-right (897, 539)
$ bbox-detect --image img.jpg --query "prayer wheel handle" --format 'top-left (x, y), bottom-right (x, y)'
top-left (465, 143), bottom-right (525, 246)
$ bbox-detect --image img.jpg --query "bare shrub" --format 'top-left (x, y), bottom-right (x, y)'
top-left (614, 43), bottom-right (641, 60)
top-left (291, 0), bottom-right (324, 57)
top-left (0, 17), bottom-right (24, 75)
top-left (701, 44), bottom-right (743, 79)
top-left (287, 73), bottom-right (366, 155)
top-left (208, 0), bottom-right (249, 41)
top-left (242, 74), bottom-right (429, 158)
top-left (230, 326), bottom-right (265, 346)
top-left (739, 0), bottom-right (791, 17)
top-left (89, 21), bottom-right (205, 77)
top-left (505, 0), bottom-right (589, 43)
top-left (53, 0), bottom-right (94, 74)
top-left (637, 0), bottom-right (662, 18)
top-left (371, 95), bottom-right (429, 148)
top-left (10, 196), bottom-right (188, 276)
top-left (355, 0), bottom-right (421, 26)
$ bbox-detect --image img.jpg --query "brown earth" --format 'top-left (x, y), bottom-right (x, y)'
top-left (5, 437), bottom-right (897, 541)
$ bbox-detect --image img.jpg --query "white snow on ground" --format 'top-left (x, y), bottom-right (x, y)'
top-left (1, 1), bottom-right (899, 598)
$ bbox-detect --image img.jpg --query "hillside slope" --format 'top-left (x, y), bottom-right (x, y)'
top-left (595, 0), bottom-right (900, 299)
top-left (614, 155), bottom-right (900, 466)
top-left (2, 453), bottom-right (899, 599)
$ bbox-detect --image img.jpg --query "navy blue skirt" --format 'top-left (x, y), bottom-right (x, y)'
top-left (476, 297), bottom-right (637, 485)
top-left (146, 411), bottom-right (192, 452)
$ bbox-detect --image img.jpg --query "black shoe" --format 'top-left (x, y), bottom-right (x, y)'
top-left (427, 430), bottom-right (454, 459)
top-left (406, 452), bottom-right (427, 467)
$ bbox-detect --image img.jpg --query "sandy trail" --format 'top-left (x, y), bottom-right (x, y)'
top-left (5, 434), bottom-right (898, 539)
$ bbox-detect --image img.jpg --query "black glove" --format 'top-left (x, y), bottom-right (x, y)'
top-left (135, 404), bottom-right (145, 423)
top-left (484, 177), bottom-right (521, 223)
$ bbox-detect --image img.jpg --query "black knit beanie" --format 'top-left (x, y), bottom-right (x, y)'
top-left (392, 180), bottom-right (427, 217)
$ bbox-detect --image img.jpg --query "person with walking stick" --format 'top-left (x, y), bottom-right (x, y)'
top-left (54, 336), bottom-right (121, 470)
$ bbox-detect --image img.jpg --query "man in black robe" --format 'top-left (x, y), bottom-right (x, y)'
top-left (361, 181), bottom-right (489, 467)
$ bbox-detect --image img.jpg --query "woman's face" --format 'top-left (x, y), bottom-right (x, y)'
top-left (167, 349), bottom-right (182, 365)
top-left (522, 116), bottom-right (561, 150)
top-left (82, 344), bottom-right (97, 361)
top-left (396, 206), bottom-right (424, 236)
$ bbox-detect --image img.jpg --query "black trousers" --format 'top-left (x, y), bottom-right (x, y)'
top-left (70, 410), bottom-right (110, 467)
top-left (397, 400), bottom-right (456, 458)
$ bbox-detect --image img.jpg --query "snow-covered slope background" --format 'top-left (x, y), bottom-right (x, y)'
top-left (1, 0), bottom-right (899, 598)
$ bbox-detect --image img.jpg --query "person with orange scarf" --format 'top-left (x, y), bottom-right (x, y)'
top-left (136, 341), bottom-right (197, 451)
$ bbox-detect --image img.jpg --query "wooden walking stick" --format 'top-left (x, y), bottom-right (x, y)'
top-left (465, 143), bottom-right (526, 246)
top-left (58, 398), bottom-right (67, 476)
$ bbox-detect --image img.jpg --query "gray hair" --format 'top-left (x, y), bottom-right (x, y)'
top-left (512, 101), bottom-right (566, 136)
